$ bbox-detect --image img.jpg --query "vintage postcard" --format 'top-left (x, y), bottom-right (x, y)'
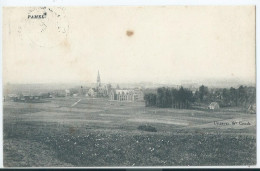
top-left (2, 6), bottom-right (256, 167)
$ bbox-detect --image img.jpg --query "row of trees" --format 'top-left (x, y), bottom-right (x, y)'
top-left (144, 87), bottom-right (194, 109)
top-left (144, 85), bottom-right (256, 109)
top-left (209, 86), bottom-right (255, 108)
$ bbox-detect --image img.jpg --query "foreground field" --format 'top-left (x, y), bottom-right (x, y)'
top-left (3, 97), bottom-right (256, 167)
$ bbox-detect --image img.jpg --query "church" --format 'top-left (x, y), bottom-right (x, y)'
top-left (87, 71), bottom-right (109, 97)
top-left (87, 71), bottom-right (144, 101)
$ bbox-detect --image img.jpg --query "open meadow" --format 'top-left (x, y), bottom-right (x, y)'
top-left (3, 97), bottom-right (256, 167)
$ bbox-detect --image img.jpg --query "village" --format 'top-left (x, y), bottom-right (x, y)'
top-left (4, 71), bottom-right (144, 103)
top-left (3, 70), bottom-right (256, 114)
top-left (3, 71), bottom-right (256, 114)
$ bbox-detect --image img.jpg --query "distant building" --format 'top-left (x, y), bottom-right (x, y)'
top-left (133, 88), bottom-right (144, 101)
top-left (88, 88), bottom-right (97, 97)
top-left (79, 86), bottom-right (88, 96)
top-left (65, 89), bottom-right (70, 96)
top-left (52, 90), bottom-right (66, 97)
top-left (248, 104), bottom-right (256, 114)
top-left (109, 88), bottom-right (144, 102)
top-left (97, 70), bottom-right (101, 87)
top-left (88, 71), bottom-right (109, 98)
top-left (110, 89), bottom-right (135, 101)
top-left (39, 92), bottom-right (51, 98)
top-left (97, 85), bottom-right (108, 97)
top-left (208, 102), bottom-right (220, 110)
top-left (87, 71), bottom-right (143, 100)
top-left (6, 92), bottom-right (51, 102)
top-left (6, 94), bottom-right (18, 101)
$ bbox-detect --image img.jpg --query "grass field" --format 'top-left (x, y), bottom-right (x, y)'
top-left (3, 97), bottom-right (256, 167)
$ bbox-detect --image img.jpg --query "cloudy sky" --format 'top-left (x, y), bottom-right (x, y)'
top-left (3, 6), bottom-right (255, 85)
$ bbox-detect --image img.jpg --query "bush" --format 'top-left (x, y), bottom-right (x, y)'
top-left (137, 125), bottom-right (157, 132)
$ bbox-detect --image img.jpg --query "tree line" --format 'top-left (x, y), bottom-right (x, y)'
top-left (144, 85), bottom-right (255, 109)
top-left (144, 87), bottom-right (194, 109)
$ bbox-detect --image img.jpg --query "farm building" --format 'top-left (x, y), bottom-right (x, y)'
top-left (6, 92), bottom-right (51, 102)
top-left (6, 94), bottom-right (19, 101)
top-left (65, 89), bottom-right (70, 96)
top-left (208, 102), bottom-right (220, 110)
top-left (248, 104), bottom-right (256, 114)
top-left (51, 90), bottom-right (66, 97)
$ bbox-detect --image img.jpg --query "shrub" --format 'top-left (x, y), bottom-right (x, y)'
top-left (137, 125), bottom-right (157, 132)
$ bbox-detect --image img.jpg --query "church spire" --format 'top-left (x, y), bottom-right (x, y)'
top-left (97, 70), bottom-right (101, 87)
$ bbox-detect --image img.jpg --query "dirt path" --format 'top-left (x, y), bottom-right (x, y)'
top-left (71, 99), bottom-right (81, 107)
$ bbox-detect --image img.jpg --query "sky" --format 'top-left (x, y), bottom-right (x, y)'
top-left (3, 6), bottom-right (256, 85)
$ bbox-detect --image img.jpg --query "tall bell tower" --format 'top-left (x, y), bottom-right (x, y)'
top-left (97, 70), bottom-right (101, 87)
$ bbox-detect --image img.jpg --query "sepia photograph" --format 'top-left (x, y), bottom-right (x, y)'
top-left (2, 5), bottom-right (256, 167)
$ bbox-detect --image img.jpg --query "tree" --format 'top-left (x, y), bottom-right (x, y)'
top-left (156, 87), bottom-right (167, 108)
top-left (229, 87), bottom-right (238, 106)
top-left (171, 88), bottom-right (178, 108)
top-left (144, 93), bottom-right (156, 107)
top-left (165, 88), bottom-right (172, 107)
top-left (221, 88), bottom-right (230, 107)
top-left (178, 87), bottom-right (185, 108)
top-left (198, 85), bottom-right (209, 102)
top-left (144, 85), bottom-right (256, 110)
top-left (238, 85), bottom-right (247, 106)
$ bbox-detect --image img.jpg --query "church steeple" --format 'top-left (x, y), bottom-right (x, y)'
top-left (97, 70), bottom-right (101, 87)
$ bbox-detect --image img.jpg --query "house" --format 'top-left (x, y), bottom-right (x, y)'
top-left (16, 93), bottom-right (41, 102)
top-left (208, 102), bottom-right (220, 110)
top-left (39, 92), bottom-right (51, 98)
top-left (88, 88), bottom-right (97, 97)
top-left (248, 104), bottom-right (256, 114)
top-left (133, 88), bottom-right (144, 101)
top-left (6, 91), bottom-right (51, 102)
top-left (52, 90), bottom-right (66, 97)
top-left (78, 86), bottom-right (88, 96)
top-left (6, 94), bottom-right (18, 101)
top-left (20, 93), bottom-right (33, 101)
top-left (65, 89), bottom-right (70, 96)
